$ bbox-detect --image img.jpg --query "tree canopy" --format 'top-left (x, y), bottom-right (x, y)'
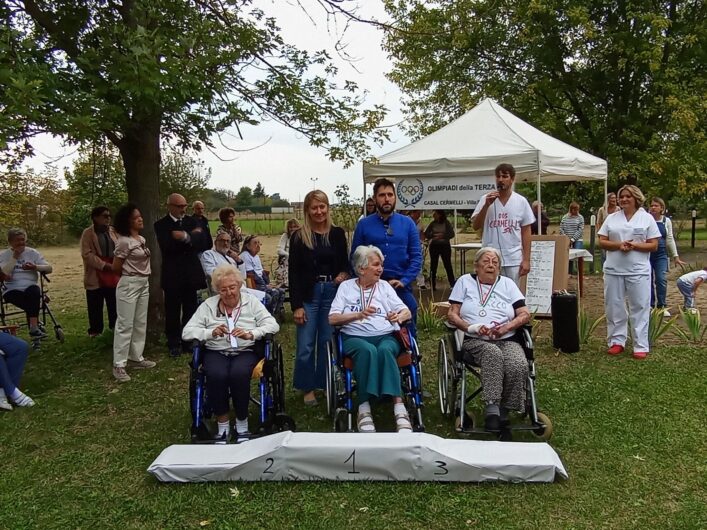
top-left (2, 0), bottom-right (387, 166)
top-left (383, 0), bottom-right (707, 204)
top-left (1, 0), bottom-right (388, 331)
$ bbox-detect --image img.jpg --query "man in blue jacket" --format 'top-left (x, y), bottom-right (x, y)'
top-left (352, 178), bottom-right (422, 335)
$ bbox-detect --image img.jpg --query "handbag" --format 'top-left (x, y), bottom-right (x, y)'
top-left (97, 256), bottom-right (120, 289)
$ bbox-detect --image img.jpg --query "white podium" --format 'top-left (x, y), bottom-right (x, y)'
top-left (148, 431), bottom-right (567, 483)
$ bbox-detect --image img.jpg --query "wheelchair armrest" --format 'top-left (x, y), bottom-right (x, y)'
top-left (263, 333), bottom-right (274, 343)
top-left (515, 325), bottom-right (534, 360)
top-left (40, 272), bottom-right (51, 283)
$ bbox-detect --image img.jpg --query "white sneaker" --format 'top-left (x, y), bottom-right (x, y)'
top-left (127, 359), bottom-right (156, 369)
top-left (112, 366), bottom-right (131, 383)
top-left (662, 309), bottom-right (671, 317)
top-left (0, 396), bottom-right (12, 411)
top-left (12, 393), bottom-right (35, 407)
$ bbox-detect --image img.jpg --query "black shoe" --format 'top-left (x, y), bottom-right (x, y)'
top-left (169, 347), bottom-right (182, 358)
top-left (484, 414), bottom-right (500, 432)
top-left (29, 328), bottom-right (48, 339)
top-left (213, 432), bottom-right (228, 445)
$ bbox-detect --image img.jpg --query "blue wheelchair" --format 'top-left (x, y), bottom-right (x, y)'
top-left (325, 324), bottom-right (425, 433)
top-left (189, 334), bottom-right (295, 443)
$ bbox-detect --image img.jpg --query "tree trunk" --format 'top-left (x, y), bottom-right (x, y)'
top-left (115, 119), bottom-right (165, 343)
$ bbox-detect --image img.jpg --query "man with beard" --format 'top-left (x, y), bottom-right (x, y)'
top-left (154, 193), bottom-right (209, 357)
top-left (471, 163), bottom-right (534, 286)
top-left (352, 178), bottom-right (422, 334)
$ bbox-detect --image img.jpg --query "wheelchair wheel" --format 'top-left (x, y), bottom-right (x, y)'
top-left (455, 410), bottom-right (475, 432)
top-left (437, 338), bottom-right (454, 416)
top-left (272, 413), bottom-right (296, 433)
top-left (532, 412), bottom-right (553, 441)
top-left (334, 408), bottom-right (351, 433)
top-left (325, 342), bottom-right (337, 418)
top-left (55, 327), bottom-right (65, 343)
top-left (273, 343), bottom-right (286, 413)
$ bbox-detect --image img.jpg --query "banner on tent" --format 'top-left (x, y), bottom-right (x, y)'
top-left (395, 176), bottom-right (496, 210)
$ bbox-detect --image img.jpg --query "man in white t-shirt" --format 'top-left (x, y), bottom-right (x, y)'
top-left (471, 164), bottom-right (534, 286)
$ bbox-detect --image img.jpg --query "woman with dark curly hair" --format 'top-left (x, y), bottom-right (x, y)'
top-left (110, 204), bottom-right (156, 383)
top-left (216, 207), bottom-right (244, 264)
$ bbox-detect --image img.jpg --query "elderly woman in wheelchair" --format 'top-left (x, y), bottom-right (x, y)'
top-left (446, 246), bottom-right (534, 437)
top-left (182, 264), bottom-right (280, 443)
top-left (328, 245), bottom-right (414, 433)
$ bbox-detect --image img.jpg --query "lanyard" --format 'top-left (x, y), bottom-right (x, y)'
top-left (222, 303), bottom-right (242, 348)
top-left (476, 277), bottom-right (499, 308)
top-left (359, 282), bottom-right (377, 311)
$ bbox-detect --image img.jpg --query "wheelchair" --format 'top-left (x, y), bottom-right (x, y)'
top-left (437, 322), bottom-right (553, 440)
top-left (325, 324), bottom-right (425, 433)
top-left (189, 334), bottom-right (295, 443)
top-left (0, 273), bottom-right (65, 347)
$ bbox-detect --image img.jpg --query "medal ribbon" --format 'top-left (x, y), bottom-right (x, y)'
top-left (222, 302), bottom-right (243, 348)
top-left (359, 282), bottom-right (378, 312)
top-left (476, 277), bottom-right (499, 309)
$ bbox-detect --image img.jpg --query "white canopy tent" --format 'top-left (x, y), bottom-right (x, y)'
top-left (362, 98), bottom-right (608, 213)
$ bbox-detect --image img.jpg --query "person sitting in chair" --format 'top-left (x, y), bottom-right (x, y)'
top-left (182, 264), bottom-right (279, 443)
top-left (0, 332), bottom-right (35, 410)
top-left (446, 246), bottom-right (530, 434)
top-left (0, 228), bottom-right (53, 339)
top-left (328, 245), bottom-right (413, 434)
top-left (240, 235), bottom-right (285, 315)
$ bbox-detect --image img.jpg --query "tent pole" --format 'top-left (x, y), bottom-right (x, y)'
top-left (536, 153), bottom-right (542, 234)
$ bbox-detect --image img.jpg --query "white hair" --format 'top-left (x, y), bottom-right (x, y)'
top-left (352, 245), bottom-right (384, 276)
top-left (473, 246), bottom-right (503, 267)
top-left (211, 264), bottom-right (243, 290)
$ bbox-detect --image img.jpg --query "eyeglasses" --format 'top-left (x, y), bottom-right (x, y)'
top-left (170, 203), bottom-right (188, 208)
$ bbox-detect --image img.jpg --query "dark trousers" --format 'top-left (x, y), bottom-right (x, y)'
top-left (86, 288), bottom-right (117, 335)
top-left (3, 285), bottom-right (41, 319)
top-left (203, 349), bottom-right (261, 420)
top-left (429, 241), bottom-right (455, 290)
top-left (163, 286), bottom-right (199, 349)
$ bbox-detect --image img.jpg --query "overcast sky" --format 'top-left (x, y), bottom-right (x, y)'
top-left (25, 1), bottom-right (409, 204)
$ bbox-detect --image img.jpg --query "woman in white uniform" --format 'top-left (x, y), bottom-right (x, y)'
top-left (598, 185), bottom-right (660, 359)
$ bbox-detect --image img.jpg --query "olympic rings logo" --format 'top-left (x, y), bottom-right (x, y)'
top-left (397, 178), bottom-right (424, 206)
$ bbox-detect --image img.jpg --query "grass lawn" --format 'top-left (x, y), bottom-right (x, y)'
top-left (1, 306), bottom-right (705, 530)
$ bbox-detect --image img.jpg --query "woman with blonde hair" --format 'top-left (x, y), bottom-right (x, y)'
top-left (598, 185), bottom-right (660, 360)
top-left (289, 190), bottom-right (349, 406)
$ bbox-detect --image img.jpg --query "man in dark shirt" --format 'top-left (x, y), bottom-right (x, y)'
top-left (154, 193), bottom-right (209, 357)
top-left (191, 200), bottom-right (213, 252)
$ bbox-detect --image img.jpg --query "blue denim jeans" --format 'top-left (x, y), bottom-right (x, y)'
top-left (293, 281), bottom-right (337, 391)
top-left (676, 277), bottom-right (695, 308)
top-left (650, 254), bottom-right (669, 308)
top-left (0, 332), bottom-right (29, 395)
